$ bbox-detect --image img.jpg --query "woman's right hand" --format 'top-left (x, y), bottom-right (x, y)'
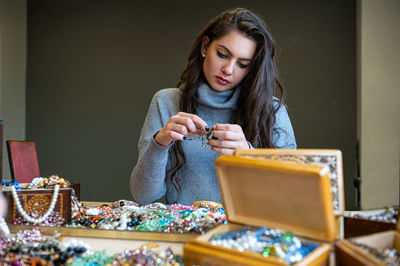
top-left (154, 112), bottom-right (208, 146)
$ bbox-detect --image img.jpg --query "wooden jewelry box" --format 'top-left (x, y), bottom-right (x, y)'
top-left (344, 214), bottom-right (397, 238)
top-left (234, 148), bottom-right (345, 239)
top-left (234, 149), bottom-right (344, 216)
top-left (183, 155), bottom-right (336, 265)
top-left (2, 183), bottom-right (72, 224)
top-left (335, 218), bottom-right (400, 265)
top-left (343, 207), bottom-right (399, 238)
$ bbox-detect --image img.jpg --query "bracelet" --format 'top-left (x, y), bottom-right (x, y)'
top-left (193, 200), bottom-right (223, 210)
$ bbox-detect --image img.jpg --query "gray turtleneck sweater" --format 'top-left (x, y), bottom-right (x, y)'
top-left (130, 83), bottom-right (296, 205)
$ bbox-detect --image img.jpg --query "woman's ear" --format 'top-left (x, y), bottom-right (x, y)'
top-left (201, 36), bottom-right (210, 55)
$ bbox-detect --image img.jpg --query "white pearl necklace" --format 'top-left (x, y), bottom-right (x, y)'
top-left (0, 217), bottom-right (10, 236)
top-left (11, 184), bottom-right (60, 224)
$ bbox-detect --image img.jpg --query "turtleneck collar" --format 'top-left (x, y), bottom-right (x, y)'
top-left (196, 82), bottom-right (241, 110)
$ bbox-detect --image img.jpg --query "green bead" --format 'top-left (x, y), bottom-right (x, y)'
top-left (283, 232), bottom-right (294, 243)
top-left (262, 247), bottom-right (271, 257)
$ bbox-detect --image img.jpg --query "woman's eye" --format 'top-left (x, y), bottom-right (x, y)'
top-left (238, 63), bottom-right (249, 69)
top-left (217, 51), bottom-right (227, 58)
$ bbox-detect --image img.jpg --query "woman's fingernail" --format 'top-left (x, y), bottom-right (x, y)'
top-left (205, 126), bottom-right (209, 131)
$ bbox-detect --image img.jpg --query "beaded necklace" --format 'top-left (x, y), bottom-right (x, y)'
top-left (0, 217), bottom-right (10, 236)
top-left (11, 184), bottom-right (60, 224)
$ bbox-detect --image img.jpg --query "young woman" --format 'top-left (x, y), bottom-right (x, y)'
top-left (130, 8), bottom-right (296, 205)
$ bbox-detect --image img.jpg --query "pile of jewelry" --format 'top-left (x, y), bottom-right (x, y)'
top-left (112, 243), bottom-right (183, 265)
top-left (28, 175), bottom-right (84, 220)
top-left (0, 228), bottom-right (184, 265)
top-left (70, 200), bottom-right (227, 234)
top-left (345, 206), bottom-right (399, 224)
top-left (209, 227), bottom-right (319, 264)
top-left (66, 250), bottom-right (115, 265)
top-left (0, 228), bottom-right (90, 265)
top-left (6, 175), bottom-right (226, 234)
top-left (28, 175), bottom-right (71, 189)
top-left (348, 239), bottom-right (400, 265)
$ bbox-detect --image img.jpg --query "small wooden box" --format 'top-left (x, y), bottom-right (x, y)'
top-left (335, 219), bottom-right (400, 265)
top-left (344, 216), bottom-right (396, 238)
top-left (2, 184), bottom-right (72, 223)
top-left (184, 155), bottom-right (336, 265)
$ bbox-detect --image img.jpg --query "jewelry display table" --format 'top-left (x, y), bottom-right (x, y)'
top-left (6, 201), bottom-right (198, 256)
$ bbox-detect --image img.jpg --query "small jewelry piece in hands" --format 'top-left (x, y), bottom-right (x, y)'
top-left (183, 126), bottom-right (214, 149)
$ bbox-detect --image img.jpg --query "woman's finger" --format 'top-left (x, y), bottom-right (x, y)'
top-left (211, 130), bottom-right (241, 140)
top-left (170, 115), bottom-right (198, 133)
top-left (208, 139), bottom-right (240, 149)
top-left (178, 112), bottom-right (209, 131)
top-left (211, 146), bottom-right (235, 155)
top-left (213, 123), bottom-right (242, 132)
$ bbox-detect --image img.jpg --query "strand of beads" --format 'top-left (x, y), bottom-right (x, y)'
top-left (11, 184), bottom-right (60, 224)
top-left (0, 217), bottom-right (10, 236)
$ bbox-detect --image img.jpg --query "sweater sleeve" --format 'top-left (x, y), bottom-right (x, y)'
top-left (273, 103), bottom-right (297, 149)
top-left (129, 90), bottom-right (178, 205)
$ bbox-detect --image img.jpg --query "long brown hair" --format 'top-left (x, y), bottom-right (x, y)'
top-left (167, 8), bottom-right (285, 194)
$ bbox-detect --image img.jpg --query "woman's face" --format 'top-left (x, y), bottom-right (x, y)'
top-left (201, 30), bottom-right (256, 92)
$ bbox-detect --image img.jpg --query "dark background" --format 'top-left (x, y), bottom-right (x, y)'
top-left (26, 0), bottom-right (357, 209)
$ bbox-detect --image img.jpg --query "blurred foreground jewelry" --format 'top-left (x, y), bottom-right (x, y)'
top-left (349, 238), bottom-right (400, 265)
top-left (184, 127), bottom-right (214, 148)
top-left (0, 217), bottom-right (10, 236)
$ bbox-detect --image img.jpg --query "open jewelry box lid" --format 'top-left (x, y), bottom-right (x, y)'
top-left (234, 148), bottom-right (344, 216)
top-left (215, 155), bottom-right (336, 242)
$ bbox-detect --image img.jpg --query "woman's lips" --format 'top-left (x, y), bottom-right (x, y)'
top-left (216, 76), bottom-right (230, 85)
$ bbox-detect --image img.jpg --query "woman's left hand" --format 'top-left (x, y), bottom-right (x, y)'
top-left (207, 124), bottom-right (249, 155)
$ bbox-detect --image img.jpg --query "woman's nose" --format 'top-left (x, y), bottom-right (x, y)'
top-left (222, 61), bottom-right (234, 75)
